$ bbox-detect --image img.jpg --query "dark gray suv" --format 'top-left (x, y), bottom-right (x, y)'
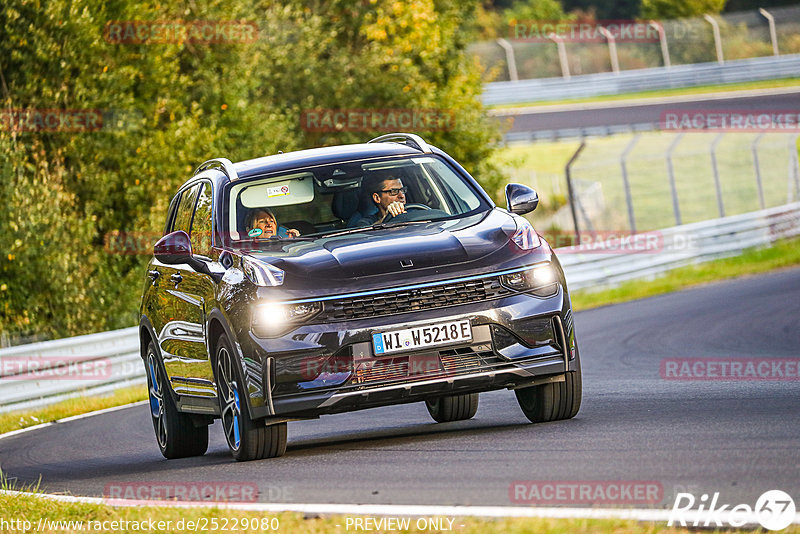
top-left (139, 133), bottom-right (581, 462)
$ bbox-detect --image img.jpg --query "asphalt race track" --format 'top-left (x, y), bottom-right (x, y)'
top-left (1, 268), bottom-right (799, 509)
top-left (493, 88), bottom-right (800, 134)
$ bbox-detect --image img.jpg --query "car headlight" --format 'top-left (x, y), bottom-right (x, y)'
top-left (500, 264), bottom-right (558, 297)
top-left (252, 300), bottom-right (322, 337)
top-left (242, 256), bottom-right (284, 287)
top-left (510, 215), bottom-right (542, 251)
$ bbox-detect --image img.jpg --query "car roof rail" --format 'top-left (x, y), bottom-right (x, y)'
top-left (194, 158), bottom-right (239, 181)
top-left (367, 133), bottom-right (433, 154)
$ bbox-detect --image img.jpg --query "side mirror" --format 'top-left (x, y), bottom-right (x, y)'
top-left (505, 183), bottom-right (539, 215)
top-left (154, 230), bottom-right (193, 265)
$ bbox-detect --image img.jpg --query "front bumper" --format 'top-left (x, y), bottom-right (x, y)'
top-left (240, 283), bottom-right (577, 419)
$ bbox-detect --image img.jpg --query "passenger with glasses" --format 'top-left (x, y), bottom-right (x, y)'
top-left (356, 170), bottom-right (409, 226)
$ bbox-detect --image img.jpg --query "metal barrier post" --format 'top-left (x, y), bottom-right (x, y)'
top-left (703, 14), bottom-right (725, 64)
top-left (710, 132), bottom-right (726, 217)
top-left (649, 21), bottom-right (671, 68)
top-left (548, 33), bottom-right (571, 80)
top-left (496, 38), bottom-right (519, 82)
top-left (620, 135), bottom-right (641, 233)
top-left (565, 141), bottom-right (587, 240)
top-left (598, 27), bottom-right (620, 74)
top-left (758, 8), bottom-right (780, 57)
top-left (666, 133), bottom-right (684, 225)
top-left (752, 133), bottom-right (766, 210)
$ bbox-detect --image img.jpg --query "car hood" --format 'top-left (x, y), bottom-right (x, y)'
top-left (239, 208), bottom-right (544, 294)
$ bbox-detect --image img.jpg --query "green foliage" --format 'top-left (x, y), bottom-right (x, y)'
top-left (641, 0), bottom-right (726, 20)
top-left (0, 0), bottom-right (500, 341)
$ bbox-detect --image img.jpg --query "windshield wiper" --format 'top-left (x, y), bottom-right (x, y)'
top-left (378, 219), bottom-right (433, 229)
top-left (322, 219), bottom-right (433, 239)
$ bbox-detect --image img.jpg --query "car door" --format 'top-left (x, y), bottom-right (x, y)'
top-left (153, 181), bottom-right (217, 398)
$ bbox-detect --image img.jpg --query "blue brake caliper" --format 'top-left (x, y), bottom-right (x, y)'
top-left (148, 361), bottom-right (160, 418)
top-left (233, 387), bottom-right (241, 448)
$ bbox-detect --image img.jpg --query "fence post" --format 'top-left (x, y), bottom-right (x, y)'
top-left (710, 132), bottom-right (726, 217)
top-left (666, 133), bottom-right (684, 225)
top-left (703, 14), bottom-right (725, 65)
top-left (565, 141), bottom-right (587, 240)
top-left (789, 134), bottom-right (800, 202)
top-left (758, 8), bottom-right (780, 57)
top-left (751, 133), bottom-right (766, 210)
top-left (649, 21), bottom-right (671, 68)
top-left (548, 33), bottom-right (571, 80)
top-left (621, 135), bottom-right (641, 233)
top-left (496, 38), bottom-right (519, 82)
top-left (598, 27), bottom-right (620, 74)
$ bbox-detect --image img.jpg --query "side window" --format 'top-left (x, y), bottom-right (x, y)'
top-left (190, 182), bottom-right (213, 257)
top-left (172, 184), bottom-right (200, 234)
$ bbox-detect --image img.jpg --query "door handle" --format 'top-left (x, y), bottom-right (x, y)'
top-left (170, 273), bottom-right (183, 285)
top-left (147, 270), bottom-right (160, 284)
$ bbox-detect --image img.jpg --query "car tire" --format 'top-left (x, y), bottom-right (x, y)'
top-left (515, 357), bottom-right (582, 423)
top-left (425, 393), bottom-right (479, 423)
top-left (215, 334), bottom-right (287, 461)
top-left (145, 343), bottom-right (209, 459)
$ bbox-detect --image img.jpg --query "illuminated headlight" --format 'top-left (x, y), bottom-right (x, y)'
top-left (500, 264), bottom-right (558, 297)
top-left (252, 300), bottom-right (322, 337)
top-left (242, 256), bottom-right (284, 287)
top-left (510, 215), bottom-right (542, 251)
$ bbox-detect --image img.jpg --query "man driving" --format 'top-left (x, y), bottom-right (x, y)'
top-left (356, 171), bottom-right (407, 226)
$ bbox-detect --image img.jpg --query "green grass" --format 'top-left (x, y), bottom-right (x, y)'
top-left (0, 386), bottom-right (147, 435)
top-left (571, 237), bottom-right (800, 311)
top-left (490, 77), bottom-right (800, 109)
top-left (3, 489), bottom-right (793, 534)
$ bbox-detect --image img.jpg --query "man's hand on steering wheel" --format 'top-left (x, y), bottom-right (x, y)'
top-left (382, 202), bottom-right (431, 222)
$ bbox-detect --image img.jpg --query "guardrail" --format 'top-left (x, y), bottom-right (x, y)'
top-left (2, 201), bottom-right (799, 413)
top-left (483, 54), bottom-right (800, 106)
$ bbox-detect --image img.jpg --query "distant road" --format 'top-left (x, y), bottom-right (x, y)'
top-left (491, 86), bottom-right (800, 136)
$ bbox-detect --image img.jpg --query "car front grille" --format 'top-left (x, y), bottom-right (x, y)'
top-left (321, 277), bottom-right (513, 322)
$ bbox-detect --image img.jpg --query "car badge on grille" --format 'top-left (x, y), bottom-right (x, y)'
top-left (400, 259), bottom-right (413, 268)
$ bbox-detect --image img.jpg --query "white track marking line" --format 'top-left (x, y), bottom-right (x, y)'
top-left (0, 401), bottom-right (147, 441)
top-left (2, 489), bottom-right (799, 526)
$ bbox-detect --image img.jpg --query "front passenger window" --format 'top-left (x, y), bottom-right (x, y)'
top-left (191, 183), bottom-right (213, 257)
top-left (173, 185), bottom-right (200, 235)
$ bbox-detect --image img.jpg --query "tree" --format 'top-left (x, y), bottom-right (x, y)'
top-left (641, 0), bottom-right (726, 19)
top-left (0, 0), bottom-right (501, 340)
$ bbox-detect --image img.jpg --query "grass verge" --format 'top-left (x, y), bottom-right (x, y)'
top-left (570, 237), bottom-right (800, 311)
top-left (3, 489), bottom-right (791, 534)
top-left (0, 385), bottom-right (147, 436)
top-left (490, 77), bottom-right (800, 109)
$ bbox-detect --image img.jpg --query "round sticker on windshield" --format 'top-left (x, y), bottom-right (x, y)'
top-left (248, 228), bottom-right (263, 237)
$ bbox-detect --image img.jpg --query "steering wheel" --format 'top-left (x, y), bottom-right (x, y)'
top-left (383, 203), bottom-right (431, 222)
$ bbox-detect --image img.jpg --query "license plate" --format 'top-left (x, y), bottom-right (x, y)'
top-left (372, 320), bottom-right (472, 355)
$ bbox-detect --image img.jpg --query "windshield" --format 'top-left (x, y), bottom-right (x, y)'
top-left (224, 155), bottom-right (487, 242)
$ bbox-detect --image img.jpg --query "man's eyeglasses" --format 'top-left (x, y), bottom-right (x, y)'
top-left (379, 187), bottom-right (408, 196)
